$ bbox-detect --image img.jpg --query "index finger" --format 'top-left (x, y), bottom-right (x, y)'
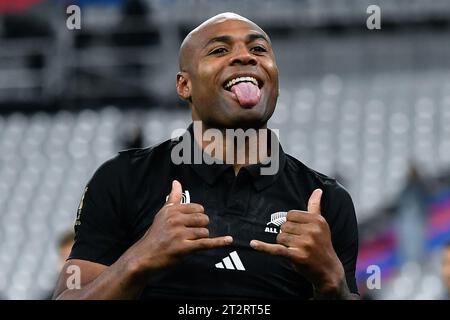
top-left (175, 203), bottom-right (205, 214)
top-left (188, 236), bottom-right (233, 250)
top-left (286, 210), bottom-right (312, 223)
top-left (249, 240), bottom-right (290, 258)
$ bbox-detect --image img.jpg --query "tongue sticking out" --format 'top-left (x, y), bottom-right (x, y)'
top-left (230, 82), bottom-right (261, 108)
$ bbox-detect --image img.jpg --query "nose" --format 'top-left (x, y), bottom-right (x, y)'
top-left (230, 46), bottom-right (257, 66)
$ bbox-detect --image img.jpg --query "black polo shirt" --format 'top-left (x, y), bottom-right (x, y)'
top-left (70, 124), bottom-right (359, 299)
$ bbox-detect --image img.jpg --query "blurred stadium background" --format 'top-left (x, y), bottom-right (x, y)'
top-left (1, 0), bottom-right (450, 299)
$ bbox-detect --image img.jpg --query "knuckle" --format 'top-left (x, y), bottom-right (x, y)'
top-left (174, 241), bottom-right (189, 254)
top-left (189, 204), bottom-right (204, 212)
top-left (166, 217), bottom-right (179, 227)
top-left (274, 246), bottom-right (283, 255)
top-left (197, 228), bottom-right (209, 238)
top-left (196, 239), bottom-right (209, 249)
top-left (281, 222), bottom-right (295, 234)
top-left (163, 206), bottom-right (177, 217)
top-left (195, 214), bottom-right (209, 226)
top-left (316, 215), bottom-right (327, 225)
top-left (294, 250), bottom-right (308, 261)
top-left (286, 211), bottom-right (296, 221)
top-left (276, 233), bottom-right (282, 243)
top-left (302, 236), bottom-right (314, 249)
top-left (313, 224), bottom-right (323, 235)
top-left (280, 223), bottom-right (287, 233)
top-left (302, 250), bottom-right (310, 260)
top-left (276, 233), bottom-right (287, 244)
top-left (169, 228), bottom-right (184, 240)
top-left (193, 215), bottom-right (202, 226)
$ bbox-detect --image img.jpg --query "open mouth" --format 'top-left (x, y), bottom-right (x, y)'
top-left (223, 76), bottom-right (263, 91)
top-left (221, 76), bottom-right (263, 108)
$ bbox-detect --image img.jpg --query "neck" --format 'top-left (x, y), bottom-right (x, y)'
top-left (192, 121), bottom-right (271, 176)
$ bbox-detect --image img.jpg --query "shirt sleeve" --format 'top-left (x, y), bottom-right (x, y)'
top-left (69, 153), bottom-right (132, 266)
top-left (326, 185), bottom-right (359, 295)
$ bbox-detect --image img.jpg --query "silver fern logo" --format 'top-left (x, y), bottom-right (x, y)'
top-left (165, 190), bottom-right (190, 204)
top-left (265, 211), bottom-right (287, 234)
top-left (181, 190), bottom-right (190, 204)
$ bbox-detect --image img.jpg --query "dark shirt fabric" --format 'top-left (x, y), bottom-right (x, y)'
top-left (70, 124), bottom-right (359, 299)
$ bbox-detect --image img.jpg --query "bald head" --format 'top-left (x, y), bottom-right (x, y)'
top-left (175, 12), bottom-right (279, 129)
top-left (178, 12), bottom-right (270, 72)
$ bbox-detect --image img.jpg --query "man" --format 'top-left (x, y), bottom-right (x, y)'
top-left (53, 12), bottom-right (359, 300)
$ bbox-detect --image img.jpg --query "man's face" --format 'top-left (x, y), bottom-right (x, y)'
top-left (180, 18), bottom-right (279, 129)
top-left (443, 247), bottom-right (450, 292)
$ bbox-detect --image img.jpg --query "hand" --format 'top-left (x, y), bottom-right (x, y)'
top-left (250, 189), bottom-right (347, 297)
top-left (128, 180), bottom-right (233, 274)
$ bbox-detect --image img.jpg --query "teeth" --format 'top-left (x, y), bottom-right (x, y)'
top-left (224, 76), bottom-right (258, 90)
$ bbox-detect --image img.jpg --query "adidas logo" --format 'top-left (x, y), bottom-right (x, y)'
top-left (265, 211), bottom-right (287, 234)
top-left (215, 251), bottom-right (245, 271)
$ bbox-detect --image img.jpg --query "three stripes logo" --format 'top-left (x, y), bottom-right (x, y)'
top-left (215, 251), bottom-right (246, 271)
top-left (265, 211), bottom-right (287, 234)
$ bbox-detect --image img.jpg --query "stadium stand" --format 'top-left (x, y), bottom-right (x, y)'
top-left (1, 0), bottom-right (450, 299)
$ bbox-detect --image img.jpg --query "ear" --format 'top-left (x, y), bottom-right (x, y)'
top-left (176, 72), bottom-right (192, 101)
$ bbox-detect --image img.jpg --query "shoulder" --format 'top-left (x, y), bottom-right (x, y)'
top-left (90, 137), bottom-right (179, 184)
top-left (284, 153), bottom-right (354, 211)
top-left (101, 135), bottom-right (183, 173)
top-left (285, 154), bottom-right (347, 192)
top-left (118, 137), bottom-right (179, 164)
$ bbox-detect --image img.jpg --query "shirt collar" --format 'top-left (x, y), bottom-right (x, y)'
top-left (180, 123), bottom-right (286, 191)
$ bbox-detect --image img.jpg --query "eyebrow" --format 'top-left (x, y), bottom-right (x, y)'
top-left (203, 33), bottom-right (270, 49)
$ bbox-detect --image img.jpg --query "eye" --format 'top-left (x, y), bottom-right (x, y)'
top-left (251, 46), bottom-right (267, 53)
top-left (209, 47), bottom-right (228, 55)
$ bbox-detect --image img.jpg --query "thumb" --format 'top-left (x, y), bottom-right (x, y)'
top-left (307, 189), bottom-right (322, 214)
top-left (166, 180), bottom-right (182, 205)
